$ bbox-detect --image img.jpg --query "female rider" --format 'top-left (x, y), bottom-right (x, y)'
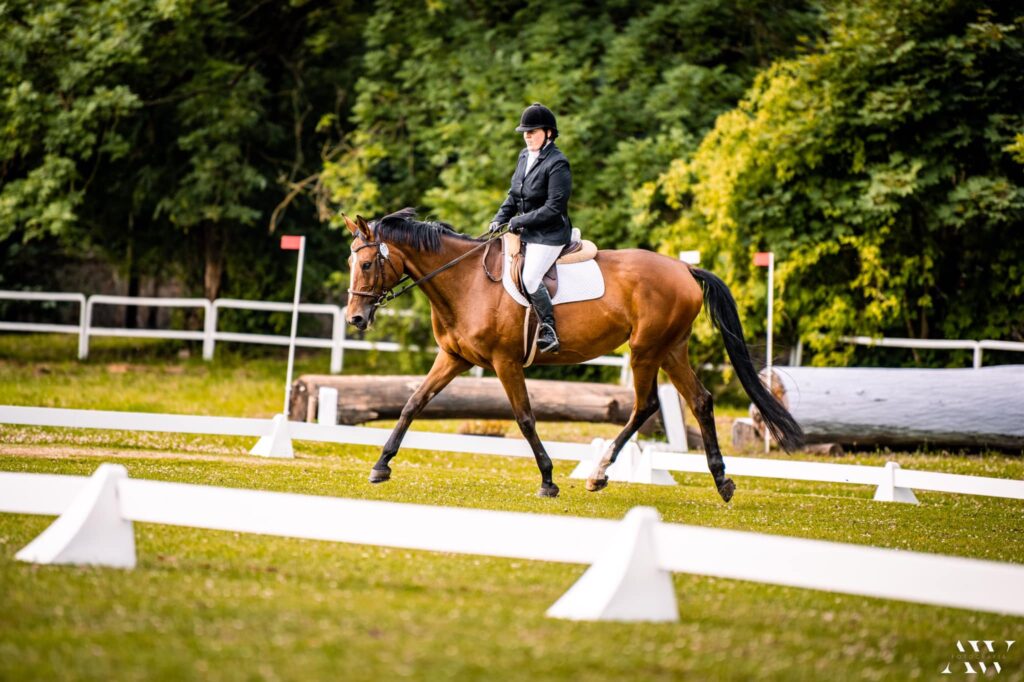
top-left (488, 103), bottom-right (572, 354)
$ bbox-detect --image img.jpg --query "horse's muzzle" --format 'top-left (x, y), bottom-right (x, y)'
top-left (348, 313), bottom-right (369, 331)
top-left (347, 305), bottom-right (376, 331)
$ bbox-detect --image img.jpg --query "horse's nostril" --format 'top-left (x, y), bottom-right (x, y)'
top-left (349, 315), bottom-right (364, 328)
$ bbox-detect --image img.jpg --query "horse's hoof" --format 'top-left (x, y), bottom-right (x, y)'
top-left (369, 466), bottom-right (391, 484)
top-left (537, 483), bottom-right (560, 498)
top-left (585, 476), bottom-right (608, 492)
top-left (718, 477), bottom-right (736, 503)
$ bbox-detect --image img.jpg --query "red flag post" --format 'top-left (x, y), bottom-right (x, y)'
top-left (280, 235), bottom-right (306, 415)
top-left (754, 251), bottom-right (774, 453)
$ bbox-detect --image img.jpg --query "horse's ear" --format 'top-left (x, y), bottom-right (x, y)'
top-left (342, 213), bottom-right (363, 237)
top-left (355, 215), bottom-right (372, 238)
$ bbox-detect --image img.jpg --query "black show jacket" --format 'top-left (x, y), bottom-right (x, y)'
top-left (492, 142), bottom-right (572, 246)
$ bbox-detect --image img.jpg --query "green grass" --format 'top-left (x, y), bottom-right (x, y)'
top-left (1, 335), bottom-right (1023, 681)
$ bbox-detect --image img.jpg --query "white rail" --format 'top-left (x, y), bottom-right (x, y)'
top-left (2, 405), bottom-right (1021, 503)
top-left (0, 290), bottom-right (631, 380)
top-left (4, 465), bottom-right (1023, 619)
top-left (836, 335), bottom-right (1024, 368)
top-left (0, 291), bottom-right (88, 357)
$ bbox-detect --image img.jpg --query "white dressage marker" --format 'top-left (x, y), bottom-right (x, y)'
top-left (873, 461), bottom-right (920, 504)
top-left (546, 507), bottom-right (677, 621)
top-left (249, 413), bottom-right (294, 458)
top-left (14, 464), bottom-right (136, 569)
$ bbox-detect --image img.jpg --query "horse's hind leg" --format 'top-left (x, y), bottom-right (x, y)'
top-left (370, 350), bottom-right (471, 483)
top-left (586, 355), bottom-right (661, 492)
top-left (663, 343), bottom-right (736, 502)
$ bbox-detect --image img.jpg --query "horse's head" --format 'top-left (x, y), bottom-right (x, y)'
top-left (344, 214), bottom-right (407, 331)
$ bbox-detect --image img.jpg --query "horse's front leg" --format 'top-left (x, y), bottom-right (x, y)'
top-left (370, 350), bottom-right (472, 483)
top-left (492, 357), bottom-right (558, 498)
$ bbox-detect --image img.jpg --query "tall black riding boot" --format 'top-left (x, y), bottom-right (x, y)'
top-left (527, 285), bottom-right (560, 354)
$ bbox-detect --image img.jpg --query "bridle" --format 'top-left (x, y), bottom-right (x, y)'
top-left (347, 235), bottom-right (404, 308)
top-left (347, 222), bottom-right (510, 311)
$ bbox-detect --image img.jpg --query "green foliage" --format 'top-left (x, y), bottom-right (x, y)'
top-left (654, 0), bottom-right (1024, 365)
top-left (1, 0), bottom-right (370, 303)
top-left (0, 1), bottom-right (147, 241)
top-left (321, 0), bottom-right (820, 248)
top-left (4, 0), bottom-right (1021, 372)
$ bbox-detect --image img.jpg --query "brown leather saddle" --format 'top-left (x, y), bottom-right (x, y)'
top-left (499, 232), bottom-right (597, 299)
top-left (480, 231), bottom-right (598, 366)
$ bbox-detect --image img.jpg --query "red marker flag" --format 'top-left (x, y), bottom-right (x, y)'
top-left (753, 251), bottom-right (772, 267)
top-left (280, 235), bottom-right (304, 250)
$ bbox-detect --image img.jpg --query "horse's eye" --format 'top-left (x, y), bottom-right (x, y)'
top-left (361, 261), bottom-right (372, 271)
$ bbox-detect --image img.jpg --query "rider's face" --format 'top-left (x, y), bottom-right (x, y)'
top-left (523, 128), bottom-right (547, 152)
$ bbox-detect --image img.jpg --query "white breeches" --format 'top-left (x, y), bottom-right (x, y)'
top-left (521, 243), bottom-right (564, 293)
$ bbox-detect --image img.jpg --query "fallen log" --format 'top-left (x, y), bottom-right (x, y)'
top-left (732, 418), bottom-right (844, 455)
top-left (288, 374), bottom-right (703, 447)
top-left (749, 365), bottom-right (1024, 452)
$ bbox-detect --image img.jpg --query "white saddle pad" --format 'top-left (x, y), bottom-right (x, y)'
top-left (502, 248), bottom-right (605, 307)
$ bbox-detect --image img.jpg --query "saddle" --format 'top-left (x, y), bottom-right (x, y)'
top-left (480, 228), bottom-right (601, 368)
top-left (500, 230), bottom-right (598, 299)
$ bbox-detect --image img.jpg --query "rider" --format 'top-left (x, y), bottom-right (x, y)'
top-left (488, 103), bottom-right (572, 354)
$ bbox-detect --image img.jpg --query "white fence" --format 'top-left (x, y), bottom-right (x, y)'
top-left (794, 336), bottom-right (1024, 369)
top-left (3, 404), bottom-right (1023, 505)
top-left (0, 290), bottom-right (631, 380)
top-left (3, 464), bottom-right (1023, 621)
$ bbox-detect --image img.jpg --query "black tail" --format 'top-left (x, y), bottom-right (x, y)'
top-left (689, 266), bottom-right (805, 452)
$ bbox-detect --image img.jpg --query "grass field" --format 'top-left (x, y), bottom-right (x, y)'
top-left (1, 336), bottom-right (1022, 681)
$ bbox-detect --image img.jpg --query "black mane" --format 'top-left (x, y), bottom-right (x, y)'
top-left (373, 208), bottom-right (482, 252)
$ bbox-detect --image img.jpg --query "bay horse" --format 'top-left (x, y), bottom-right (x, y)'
top-left (343, 209), bottom-right (803, 501)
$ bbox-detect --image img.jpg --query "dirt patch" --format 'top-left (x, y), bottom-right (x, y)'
top-left (0, 444), bottom-right (314, 467)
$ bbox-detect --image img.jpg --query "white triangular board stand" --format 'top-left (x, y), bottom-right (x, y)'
top-left (569, 439), bottom-right (676, 486)
top-left (16, 463), bottom-right (137, 568)
top-left (569, 439), bottom-right (633, 481)
top-left (657, 383), bottom-right (688, 452)
top-left (633, 446), bottom-right (678, 486)
top-left (873, 461), bottom-right (919, 504)
top-left (249, 413), bottom-right (294, 458)
top-left (546, 507), bottom-right (678, 622)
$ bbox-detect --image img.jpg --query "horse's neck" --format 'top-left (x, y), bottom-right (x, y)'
top-left (401, 236), bottom-right (486, 320)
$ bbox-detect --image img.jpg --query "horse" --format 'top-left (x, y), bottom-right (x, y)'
top-left (343, 208), bottom-right (803, 501)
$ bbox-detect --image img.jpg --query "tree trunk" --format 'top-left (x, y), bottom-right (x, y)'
top-left (287, 375), bottom-right (702, 448)
top-left (203, 224), bottom-right (225, 301)
top-left (750, 366), bottom-right (1024, 451)
top-left (125, 214), bottom-right (139, 328)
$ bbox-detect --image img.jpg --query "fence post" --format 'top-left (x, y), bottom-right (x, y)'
top-left (334, 306), bottom-right (348, 374)
top-left (619, 352), bottom-right (631, 385)
top-left (973, 343), bottom-right (982, 369)
top-left (80, 297), bottom-right (94, 360)
top-left (331, 307), bottom-right (344, 374)
top-left (76, 294), bottom-right (88, 360)
top-left (202, 300), bottom-right (217, 361)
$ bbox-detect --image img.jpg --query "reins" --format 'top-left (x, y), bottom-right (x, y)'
top-left (348, 223), bottom-right (510, 309)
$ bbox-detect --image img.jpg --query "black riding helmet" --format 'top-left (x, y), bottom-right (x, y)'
top-left (515, 103), bottom-right (558, 140)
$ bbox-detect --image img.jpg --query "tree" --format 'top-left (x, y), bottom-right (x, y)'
top-left (651, 0), bottom-right (1024, 365)
top-left (320, 0), bottom-right (820, 249)
top-left (1, 0), bottom-right (369, 313)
